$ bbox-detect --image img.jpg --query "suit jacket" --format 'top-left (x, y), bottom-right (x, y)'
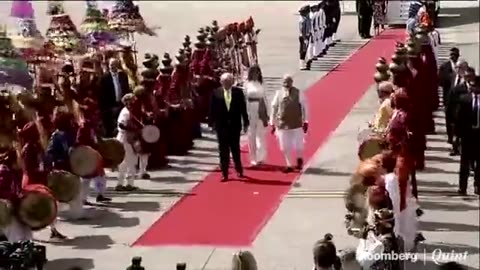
top-left (209, 86), bottom-right (249, 134)
top-left (448, 82), bottom-right (468, 118)
top-left (455, 92), bottom-right (478, 137)
top-left (98, 71), bottom-right (130, 110)
top-left (438, 60), bottom-right (455, 104)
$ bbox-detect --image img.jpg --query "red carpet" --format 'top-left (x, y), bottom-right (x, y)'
top-left (133, 29), bottom-right (405, 247)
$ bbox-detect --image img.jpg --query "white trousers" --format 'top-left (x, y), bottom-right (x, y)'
top-left (117, 142), bottom-right (137, 186)
top-left (2, 218), bottom-right (33, 242)
top-left (276, 128), bottom-right (305, 167)
top-left (305, 36), bottom-right (315, 62)
top-left (65, 193), bottom-right (85, 220)
top-left (81, 175), bottom-right (107, 200)
top-left (247, 104), bottom-right (267, 164)
top-left (314, 30), bottom-right (324, 56)
top-left (317, 29), bottom-right (325, 53)
top-left (139, 154), bottom-right (149, 175)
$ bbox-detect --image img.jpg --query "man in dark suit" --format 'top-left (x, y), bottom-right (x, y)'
top-left (98, 58), bottom-right (130, 137)
top-left (454, 75), bottom-right (480, 196)
top-left (449, 65), bottom-right (476, 155)
top-left (209, 73), bottom-right (249, 181)
top-left (356, 0), bottom-right (372, 38)
top-left (438, 48), bottom-right (460, 151)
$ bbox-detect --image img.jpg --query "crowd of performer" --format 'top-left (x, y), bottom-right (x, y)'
top-left (0, 14), bottom-right (261, 244)
top-left (341, 9), bottom-right (479, 270)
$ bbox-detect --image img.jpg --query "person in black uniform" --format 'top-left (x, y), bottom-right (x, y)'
top-left (209, 73), bottom-right (249, 181)
top-left (329, 0), bottom-right (341, 42)
top-left (438, 47), bottom-right (460, 152)
top-left (356, 0), bottom-right (373, 38)
top-left (454, 75), bottom-right (480, 196)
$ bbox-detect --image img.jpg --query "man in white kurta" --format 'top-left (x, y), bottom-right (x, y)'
top-left (270, 75), bottom-right (309, 173)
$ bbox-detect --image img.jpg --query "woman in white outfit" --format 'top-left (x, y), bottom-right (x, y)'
top-left (244, 65), bottom-right (269, 166)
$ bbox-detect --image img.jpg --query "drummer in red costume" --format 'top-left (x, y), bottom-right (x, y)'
top-left (77, 98), bottom-right (112, 203)
top-left (405, 37), bottom-right (428, 173)
top-left (417, 26), bottom-right (439, 137)
top-left (170, 51), bottom-right (194, 154)
top-left (0, 147), bottom-right (32, 242)
top-left (131, 86), bottom-right (155, 179)
top-left (20, 121), bottom-right (68, 240)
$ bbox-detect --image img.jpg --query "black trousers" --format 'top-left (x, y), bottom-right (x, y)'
top-left (298, 36), bottom-right (307, 60)
top-left (332, 7), bottom-right (341, 34)
top-left (459, 130), bottom-right (480, 191)
top-left (217, 129), bottom-right (243, 177)
top-left (358, 10), bottom-right (372, 36)
top-left (101, 105), bottom-right (121, 138)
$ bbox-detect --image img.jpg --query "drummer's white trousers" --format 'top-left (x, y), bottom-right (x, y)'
top-left (81, 175), bottom-right (107, 200)
top-left (276, 128), bottom-right (305, 167)
top-left (139, 154), bottom-right (150, 175)
top-left (2, 218), bottom-right (33, 242)
top-left (118, 142), bottom-right (137, 186)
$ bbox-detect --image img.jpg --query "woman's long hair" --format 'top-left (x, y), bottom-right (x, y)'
top-left (246, 64), bottom-right (263, 84)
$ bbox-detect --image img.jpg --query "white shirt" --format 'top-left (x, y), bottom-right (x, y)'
top-left (270, 87), bottom-right (309, 126)
top-left (116, 107), bottom-right (130, 143)
top-left (384, 173), bottom-right (401, 236)
top-left (244, 81), bottom-right (265, 99)
top-left (111, 71), bottom-right (122, 102)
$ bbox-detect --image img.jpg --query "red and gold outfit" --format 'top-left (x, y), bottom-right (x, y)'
top-left (19, 122), bottom-right (48, 188)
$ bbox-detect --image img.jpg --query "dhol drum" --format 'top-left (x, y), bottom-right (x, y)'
top-left (97, 138), bottom-right (125, 168)
top-left (141, 124), bottom-right (160, 144)
top-left (0, 199), bottom-right (13, 229)
top-left (47, 170), bottom-right (81, 203)
top-left (18, 184), bottom-right (57, 231)
top-left (357, 128), bottom-right (387, 161)
top-left (69, 145), bottom-right (101, 177)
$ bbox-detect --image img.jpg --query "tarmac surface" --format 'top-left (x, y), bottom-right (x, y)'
top-left (0, 1), bottom-right (478, 269)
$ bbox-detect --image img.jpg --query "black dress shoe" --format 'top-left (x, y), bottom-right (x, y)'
top-left (141, 173), bottom-right (151, 179)
top-left (237, 172), bottom-right (244, 178)
top-left (416, 208), bottom-right (424, 217)
top-left (221, 176), bottom-right (229, 182)
top-left (283, 167), bottom-right (294, 173)
top-left (83, 200), bottom-right (94, 206)
top-left (296, 158), bottom-right (304, 170)
top-left (96, 195), bottom-right (112, 202)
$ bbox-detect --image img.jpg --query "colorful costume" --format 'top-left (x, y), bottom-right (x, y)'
top-left (77, 98), bottom-right (109, 203)
top-left (0, 148), bottom-right (32, 242)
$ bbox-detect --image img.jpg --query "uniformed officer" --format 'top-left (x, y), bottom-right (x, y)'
top-left (299, 5), bottom-right (312, 70)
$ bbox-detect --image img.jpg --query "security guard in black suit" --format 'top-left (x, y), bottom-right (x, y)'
top-left (356, 0), bottom-right (373, 38)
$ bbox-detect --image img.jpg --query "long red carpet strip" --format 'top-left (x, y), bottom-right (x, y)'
top-left (133, 29), bottom-right (405, 247)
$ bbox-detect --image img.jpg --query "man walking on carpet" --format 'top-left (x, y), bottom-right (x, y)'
top-left (209, 73), bottom-right (249, 182)
top-left (270, 74), bottom-right (309, 173)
